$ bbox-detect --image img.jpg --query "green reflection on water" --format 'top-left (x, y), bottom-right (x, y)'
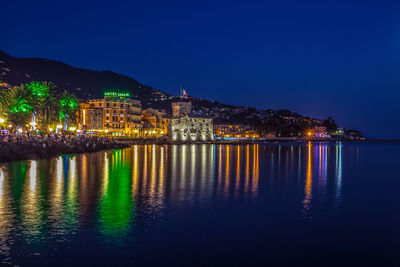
top-left (63, 155), bottom-right (79, 234)
top-left (98, 150), bottom-right (134, 238)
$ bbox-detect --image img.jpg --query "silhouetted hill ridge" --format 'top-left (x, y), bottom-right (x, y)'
top-left (0, 50), bottom-right (163, 105)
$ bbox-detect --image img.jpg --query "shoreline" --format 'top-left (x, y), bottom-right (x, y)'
top-left (1, 138), bottom-right (399, 163)
top-left (0, 140), bottom-right (129, 163)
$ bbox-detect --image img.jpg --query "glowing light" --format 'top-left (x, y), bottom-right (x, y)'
top-left (18, 128), bottom-right (23, 133)
top-left (104, 91), bottom-right (130, 97)
top-left (49, 128), bottom-right (54, 131)
top-left (0, 118), bottom-right (4, 123)
top-left (56, 125), bottom-right (62, 129)
top-left (69, 127), bottom-right (76, 131)
top-left (105, 129), bottom-right (109, 133)
top-left (8, 124), bottom-right (12, 128)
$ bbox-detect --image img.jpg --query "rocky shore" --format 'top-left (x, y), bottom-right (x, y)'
top-left (0, 136), bottom-right (129, 162)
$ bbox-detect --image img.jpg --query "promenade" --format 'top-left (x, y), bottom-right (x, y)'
top-left (0, 133), bottom-right (128, 162)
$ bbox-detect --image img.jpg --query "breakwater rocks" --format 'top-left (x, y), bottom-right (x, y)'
top-left (0, 140), bottom-right (129, 162)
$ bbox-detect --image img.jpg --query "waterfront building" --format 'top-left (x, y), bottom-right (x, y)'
top-left (214, 124), bottom-right (259, 138)
top-left (172, 101), bottom-right (192, 118)
top-left (141, 108), bottom-right (168, 137)
top-left (79, 91), bottom-right (142, 136)
top-left (168, 116), bottom-right (214, 142)
top-left (167, 102), bottom-right (214, 142)
top-left (314, 126), bottom-right (329, 138)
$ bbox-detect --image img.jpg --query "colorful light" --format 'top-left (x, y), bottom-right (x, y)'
top-left (104, 91), bottom-right (130, 97)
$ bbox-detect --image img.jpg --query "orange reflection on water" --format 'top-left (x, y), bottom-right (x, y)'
top-left (235, 146), bottom-right (241, 197)
top-left (245, 145), bottom-right (250, 197)
top-left (225, 145), bottom-right (230, 198)
top-left (303, 142), bottom-right (313, 217)
top-left (132, 145), bottom-right (139, 197)
top-left (251, 145), bottom-right (259, 197)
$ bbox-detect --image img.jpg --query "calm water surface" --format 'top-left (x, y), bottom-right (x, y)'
top-left (0, 143), bottom-right (400, 265)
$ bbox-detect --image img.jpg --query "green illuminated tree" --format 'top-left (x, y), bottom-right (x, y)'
top-left (58, 90), bottom-right (79, 129)
top-left (27, 81), bottom-right (52, 98)
top-left (28, 81), bottom-right (59, 129)
top-left (6, 85), bottom-right (34, 128)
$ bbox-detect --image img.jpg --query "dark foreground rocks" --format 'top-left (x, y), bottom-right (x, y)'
top-left (0, 141), bottom-right (129, 162)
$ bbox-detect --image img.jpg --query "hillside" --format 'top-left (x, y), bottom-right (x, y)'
top-left (0, 50), bottom-right (167, 106)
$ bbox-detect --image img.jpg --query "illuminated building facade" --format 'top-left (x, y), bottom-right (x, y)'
top-left (214, 124), bottom-right (259, 138)
top-left (79, 91), bottom-right (142, 136)
top-left (314, 126), bottom-right (329, 138)
top-left (168, 116), bottom-right (214, 142)
top-left (172, 102), bottom-right (192, 118)
top-left (168, 102), bottom-right (213, 142)
top-left (141, 108), bottom-right (168, 137)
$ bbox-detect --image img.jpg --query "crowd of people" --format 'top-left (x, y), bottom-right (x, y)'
top-left (0, 132), bottom-right (127, 162)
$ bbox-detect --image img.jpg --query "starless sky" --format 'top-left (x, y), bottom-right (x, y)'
top-left (2, 0), bottom-right (400, 138)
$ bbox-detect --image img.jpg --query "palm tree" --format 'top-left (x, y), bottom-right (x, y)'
top-left (0, 88), bottom-right (9, 114)
top-left (6, 85), bottom-right (35, 129)
top-left (27, 81), bottom-right (59, 130)
top-left (58, 90), bottom-right (79, 130)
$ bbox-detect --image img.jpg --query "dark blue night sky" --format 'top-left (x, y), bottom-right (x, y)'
top-left (2, 0), bottom-right (400, 138)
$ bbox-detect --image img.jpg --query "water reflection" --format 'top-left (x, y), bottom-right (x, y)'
top-left (98, 150), bottom-right (133, 238)
top-left (0, 143), bottom-right (348, 264)
top-left (303, 143), bottom-right (313, 217)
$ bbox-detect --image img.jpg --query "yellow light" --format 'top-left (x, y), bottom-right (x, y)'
top-left (152, 130), bottom-right (156, 134)
top-left (69, 127), bottom-right (76, 131)
top-left (56, 125), bottom-right (62, 129)
top-left (49, 128), bottom-right (54, 131)
top-left (160, 130), bottom-right (164, 134)
top-left (105, 129), bottom-right (109, 133)
top-left (8, 124), bottom-right (12, 128)
top-left (76, 129), bottom-right (81, 133)
top-left (0, 118), bottom-right (4, 123)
